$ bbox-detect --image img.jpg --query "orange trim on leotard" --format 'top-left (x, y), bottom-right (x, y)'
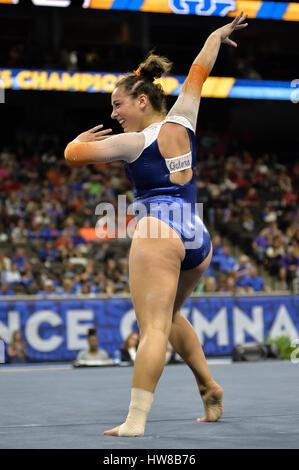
top-left (64, 142), bottom-right (96, 164)
top-left (181, 63), bottom-right (209, 98)
top-left (191, 63), bottom-right (209, 80)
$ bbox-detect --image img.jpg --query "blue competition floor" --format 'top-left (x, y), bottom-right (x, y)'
top-left (1, 360), bottom-right (298, 449)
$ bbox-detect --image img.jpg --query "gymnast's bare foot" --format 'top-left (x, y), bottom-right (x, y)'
top-left (197, 383), bottom-right (223, 422)
top-left (103, 425), bottom-right (120, 436)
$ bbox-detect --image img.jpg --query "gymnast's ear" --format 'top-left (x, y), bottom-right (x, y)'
top-left (137, 93), bottom-right (148, 109)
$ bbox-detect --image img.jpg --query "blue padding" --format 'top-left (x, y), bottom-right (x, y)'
top-left (256, 1), bottom-right (276, 18)
top-left (127, 0), bottom-right (144, 10)
top-left (228, 86), bottom-right (291, 100)
top-left (111, 0), bottom-right (131, 10)
top-left (272, 2), bottom-right (288, 19)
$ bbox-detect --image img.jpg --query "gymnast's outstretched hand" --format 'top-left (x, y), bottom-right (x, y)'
top-left (74, 124), bottom-right (113, 143)
top-left (215, 11), bottom-right (248, 48)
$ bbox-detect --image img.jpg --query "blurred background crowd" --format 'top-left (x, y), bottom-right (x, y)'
top-left (0, 3), bottom-right (298, 299)
top-left (0, 135), bottom-right (298, 297)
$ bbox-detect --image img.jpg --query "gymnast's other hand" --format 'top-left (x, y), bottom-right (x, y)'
top-left (75, 124), bottom-right (113, 143)
top-left (215, 11), bottom-right (248, 48)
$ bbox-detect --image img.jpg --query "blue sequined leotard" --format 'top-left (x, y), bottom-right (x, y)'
top-left (124, 115), bottom-right (211, 270)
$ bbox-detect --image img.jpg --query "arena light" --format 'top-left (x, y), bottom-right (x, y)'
top-left (0, 68), bottom-right (297, 101)
top-left (31, 0), bottom-right (70, 5)
top-left (0, 0), bottom-right (70, 4)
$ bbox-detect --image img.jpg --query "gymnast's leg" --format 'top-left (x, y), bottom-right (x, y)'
top-left (169, 245), bottom-right (223, 422)
top-left (104, 217), bottom-right (185, 437)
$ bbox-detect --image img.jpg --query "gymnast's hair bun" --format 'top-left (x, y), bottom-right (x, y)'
top-left (137, 51), bottom-right (172, 82)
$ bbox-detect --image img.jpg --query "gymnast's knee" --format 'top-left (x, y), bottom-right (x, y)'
top-left (139, 324), bottom-right (171, 341)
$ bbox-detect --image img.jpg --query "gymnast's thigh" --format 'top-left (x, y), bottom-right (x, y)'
top-left (172, 243), bottom-right (213, 315)
top-left (129, 216), bottom-right (185, 333)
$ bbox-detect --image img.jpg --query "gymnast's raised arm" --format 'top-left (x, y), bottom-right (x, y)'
top-left (64, 124), bottom-right (145, 165)
top-left (167, 12), bottom-right (248, 131)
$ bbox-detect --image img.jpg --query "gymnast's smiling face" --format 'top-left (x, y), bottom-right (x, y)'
top-left (111, 86), bottom-right (149, 133)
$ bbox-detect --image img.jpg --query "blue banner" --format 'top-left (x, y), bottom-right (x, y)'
top-left (0, 295), bottom-right (298, 362)
top-left (1, 68), bottom-right (298, 102)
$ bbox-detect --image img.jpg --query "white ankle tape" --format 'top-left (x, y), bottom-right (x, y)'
top-left (118, 388), bottom-right (154, 437)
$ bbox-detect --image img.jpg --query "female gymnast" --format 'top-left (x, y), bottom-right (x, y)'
top-left (65, 12), bottom-right (248, 437)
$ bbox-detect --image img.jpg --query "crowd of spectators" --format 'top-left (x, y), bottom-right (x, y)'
top-left (0, 137), bottom-right (298, 296)
top-left (197, 151), bottom-right (299, 290)
top-left (195, 237), bottom-right (271, 294)
top-left (0, 140), bottom-right (132, 296)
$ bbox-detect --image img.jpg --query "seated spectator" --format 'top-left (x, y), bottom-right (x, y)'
top-left (0, 282), bottom-right (15, 296)
top-left (93, 272), bottom-right (107, 294)
top-left (244, 267), bottom-right (268, 292)
top-left (212, 235), bottom-right (224, 257)
top-left (63, 261), bottom-right (76, 280)
top-left (80, 281), bottom-right (97, 296)
top-left (265, 235), bottom-right (285, 277)
top-left (217, 246), bottom-right (236, 273)
top-left (21, 265), bottom-right (34, 288)
top-left (106, 279), bottom-right (116, 296)
top-left (0, 223), bottom-right (9, 242)
top-left (55, 230), bottom-right (73, 250)
top-left (114, 271), bottom-right (129, 293)
top-left (242, 211), bottom-right (255, 233)
top-left (118, 257), bottom-right (129, 275)
top-left (105, 258), bottom-right (118, 281)
top-left (252, 233), bottom-right (271, 262)
top-left (37, 279), bottom-right (57, 297)
top-left (225, 275), bottom-right (237, 294)
top-left (0, 250), bottom-right (11, 272)
top-left (11, 248), bottom-right (27, 274)
top-left (63, 216), bottom-right (77, 237)
top-left (60, 278), bottom-right (75, 296)
top-left (94, 242), bottom-right (111, 263)
top-left (290, 236), bottom-right (299, 258)
top-left (27, 219), bottom-right (42, 241)
top-left (119, 332), bottom-right (139, 363)
top-left (76, 328), bottom-right (109, 361)
top-left (244, 187), bottom-right (260, 206)
top-left (232, 255), bottom-right (251, 287)
top-left (1, 262), bottom-right (22, 285)
top-left (41, 221), bottom-right (61, 241)
top-left (11, 219), bottom-right (28, 244)
top-left (261, 222), bottom-right (282, 244)
top-left (71, 227), bottom-right (87, 246)
top-left (7, 330), bottom-right (28, 364)
top-left (39, 241), bottom-right (60, 263)
top-left (280, 246), bottom-right (299, 289)
top-left (203, 276), bottom-right (217, 293)
top-left (60, 240), bottom-right (78, 261)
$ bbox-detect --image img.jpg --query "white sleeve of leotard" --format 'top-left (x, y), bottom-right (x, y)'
top-left (166, 94), bottom-right (198, 133)
top-left (166, 64), bottom-right (209, 133)
top-left (65, 132), bottom-right (146, 165)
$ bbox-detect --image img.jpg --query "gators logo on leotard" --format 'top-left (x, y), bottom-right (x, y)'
top-left (169, 0), bottom-right (236, 16)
